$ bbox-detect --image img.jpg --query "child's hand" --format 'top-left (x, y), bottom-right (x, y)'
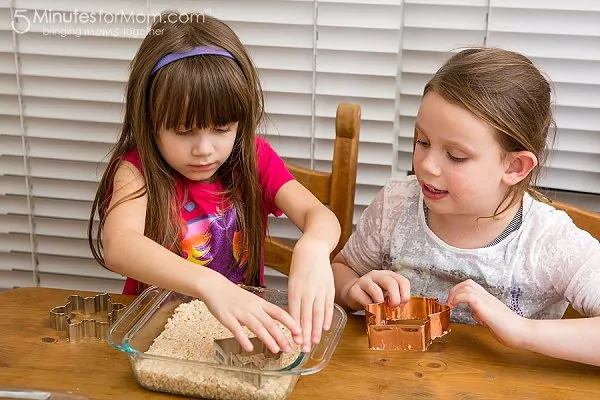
top-left (287, 237), bottom-right (335, 353)
top-left (344, 270), bottom-right (411, 310)
top-left (447, 279), bottom-right (530, 349)
top-left (203, 279), bottom-right (302, 354)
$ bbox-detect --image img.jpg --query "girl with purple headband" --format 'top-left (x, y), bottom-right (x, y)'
top-left (88, 12), bottom-right (341, 355)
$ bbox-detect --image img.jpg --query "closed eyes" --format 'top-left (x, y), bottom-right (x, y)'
top-left (416, 139), bottom-right (468, 163)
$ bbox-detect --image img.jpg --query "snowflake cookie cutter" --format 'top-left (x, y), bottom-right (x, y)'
top-left (50, 293), bottom-right (126, 342)
top-left (365, 296), bottom-right (451, 351)
top-left (214, 336), bottom-right (283, 388)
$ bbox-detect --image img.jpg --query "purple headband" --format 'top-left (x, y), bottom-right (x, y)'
top-left (150, 46), bottom-right (236, 75)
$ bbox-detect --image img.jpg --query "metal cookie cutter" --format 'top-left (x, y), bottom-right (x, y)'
top-left (214, 337), bottom-right (282, 388)
top-left (50, 293), bottom-right (126, 342)
top-left (365, 297), bottom-right (451, 351)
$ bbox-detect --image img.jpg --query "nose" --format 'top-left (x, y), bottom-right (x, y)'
top-left (191, 131), bottom-right (214, 157)
top-left (419, 149), bottom-right (442, 177)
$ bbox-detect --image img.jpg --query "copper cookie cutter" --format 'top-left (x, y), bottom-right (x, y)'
top-left (214, 337), bottom-right (282, 388)
top-left (50, 293), bottom-right (126, 341)
top-left (365, 297), bottom-right (451, 351)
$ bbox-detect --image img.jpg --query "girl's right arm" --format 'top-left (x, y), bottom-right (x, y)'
top-left (102, 162), bottom-right (301, 353)
top-left (332, 184), bottom-right (410, 311)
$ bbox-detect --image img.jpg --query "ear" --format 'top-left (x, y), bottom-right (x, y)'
top-left (502, 151), bottom-right (538, 186)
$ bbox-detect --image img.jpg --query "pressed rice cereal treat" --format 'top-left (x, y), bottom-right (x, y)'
top-left (133, 299), bottom-right (302, 400)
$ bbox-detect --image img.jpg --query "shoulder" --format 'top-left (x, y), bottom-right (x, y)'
top-left (378, 175), bottom-right (421, 212)
top-left (360, 175), bottom-right (419, 229)
top-left (523, 196), bottom-right (589, 236)
top-left (521, 195), bottom-right (598, 258)
top-left (252, 136), bottom-right (294, 214)
top-left (255, 136), bottom-right (273, 155)
top-left (254, 136), bottom-right (290, 177)
top-left (121, 148), bottom-right (142, 170)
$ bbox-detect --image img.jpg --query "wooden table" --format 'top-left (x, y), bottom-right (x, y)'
top-left (1, 287), bottom-right (599, 399)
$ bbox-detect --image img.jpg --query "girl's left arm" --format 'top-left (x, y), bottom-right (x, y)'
top-left (447, 279), bottom-right (600, 367)
top-left (520, 316), bottom-right (600, 366)
top-left (449, 210), bottom-right (600, 366)
top-left (274, 180), bottom-right (341, 353)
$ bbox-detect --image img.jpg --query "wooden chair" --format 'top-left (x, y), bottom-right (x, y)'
top-left (264, 103), bottom-right (361, 276)
top-left (409, 129), bottom-right (600, 318)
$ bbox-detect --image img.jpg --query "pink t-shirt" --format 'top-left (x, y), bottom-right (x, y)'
top-left (120, 137), bottom-right (294, 295)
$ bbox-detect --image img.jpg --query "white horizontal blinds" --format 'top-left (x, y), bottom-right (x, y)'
top-left (396, 0), bottom-right (488, 174)
top-left (0, 2), bottom-right (37, 289)
top-left (316, 0), bottom-right (400, 222)
top-left (487, 0), bottom-right (600, 199)
top-left (0, 0), bottom-right (144, 292)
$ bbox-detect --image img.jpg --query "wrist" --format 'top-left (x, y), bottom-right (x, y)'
top-left (293, 236), bottom-right (333, 263)
top-left (515, 316), bottom-right (537, 351)
top-left (191, 265), bottom-right (230, 299)
top-left (341, 277), bottom-right (362, 311)
top-left (296, 233), bottom-right (336, 254)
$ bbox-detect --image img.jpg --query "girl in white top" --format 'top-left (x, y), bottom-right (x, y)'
top-left (333, 47), bottom-right (600, 366)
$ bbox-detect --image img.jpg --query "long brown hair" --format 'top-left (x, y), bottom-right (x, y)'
top-left (88, 12), bottom-right (265, 285)
top-left (423, 47), bottom-right (556, 217)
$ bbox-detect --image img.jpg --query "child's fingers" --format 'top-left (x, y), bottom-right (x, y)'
top-left (311, 291), bottom-right (326, 345)
top-left (373, 274), bottom-right (403, 307)
top-left (242, 313), bottom-right (282, 354)
top-left (300, 297), bottom-right (314, 353)
top-left (323, 289), bottom-right (334, 331)
top-left (264, 301), bottom-right (301, 339)
top-left (286, 291), bottom-right (302, 335)
top-left (391, 273), bottom-right (411, 304)
top-left (256, 308), bottom-right (295, 353)
top-left (447, 289), bottom-right (481, 310)
top-left (449, 279), bottom-right (482, 296)
top-left (265, 311), bottom-right (296, 353)
top-left (359, 278), bottom-right (385, 304)
top-left (447, 280), bottom-right (470, 305)
top-left (347, 285), bottom-right (375, 307)
top-left (222, 316), bottom-right (255, 353)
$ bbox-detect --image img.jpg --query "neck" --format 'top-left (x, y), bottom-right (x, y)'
top-left (426, 196), bottom-right (523, 249)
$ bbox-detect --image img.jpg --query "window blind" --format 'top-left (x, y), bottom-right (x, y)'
top-left (396, 0), bottom-right (600, 208)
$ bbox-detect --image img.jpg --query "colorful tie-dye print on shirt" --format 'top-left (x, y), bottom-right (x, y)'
top-left (120, 137), bottom-right (295, 295)
top-left (181, 202), bottom-right (248, 284)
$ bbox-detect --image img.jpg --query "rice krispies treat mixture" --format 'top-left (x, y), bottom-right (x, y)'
top-left (134, 299), bottom-right (302, 400)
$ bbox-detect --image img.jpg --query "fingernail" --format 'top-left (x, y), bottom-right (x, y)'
top-left (273, 345), bottom-right (280, 353)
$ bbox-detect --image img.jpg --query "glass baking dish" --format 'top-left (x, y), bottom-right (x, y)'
top-left (108, 285), bottom-right (347, 400)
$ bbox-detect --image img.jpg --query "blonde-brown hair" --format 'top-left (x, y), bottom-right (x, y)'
top-left (423, 47), bottom-right (556, 217)
top-left (89, 12), bottom-right (265, 286)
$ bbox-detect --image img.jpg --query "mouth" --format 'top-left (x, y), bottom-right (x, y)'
top-left (188, 163), bottom-right (216, 171)
top-left (420, 181), bottom-right (448, 200)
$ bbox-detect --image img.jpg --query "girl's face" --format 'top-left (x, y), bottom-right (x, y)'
top-left (413, 92), bottom-right (511, 218)
top-left (156, 122), bottom-right (239, 182)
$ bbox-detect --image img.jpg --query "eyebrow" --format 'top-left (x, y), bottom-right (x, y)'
top-left (414, 123), bottom-right (475, 154)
